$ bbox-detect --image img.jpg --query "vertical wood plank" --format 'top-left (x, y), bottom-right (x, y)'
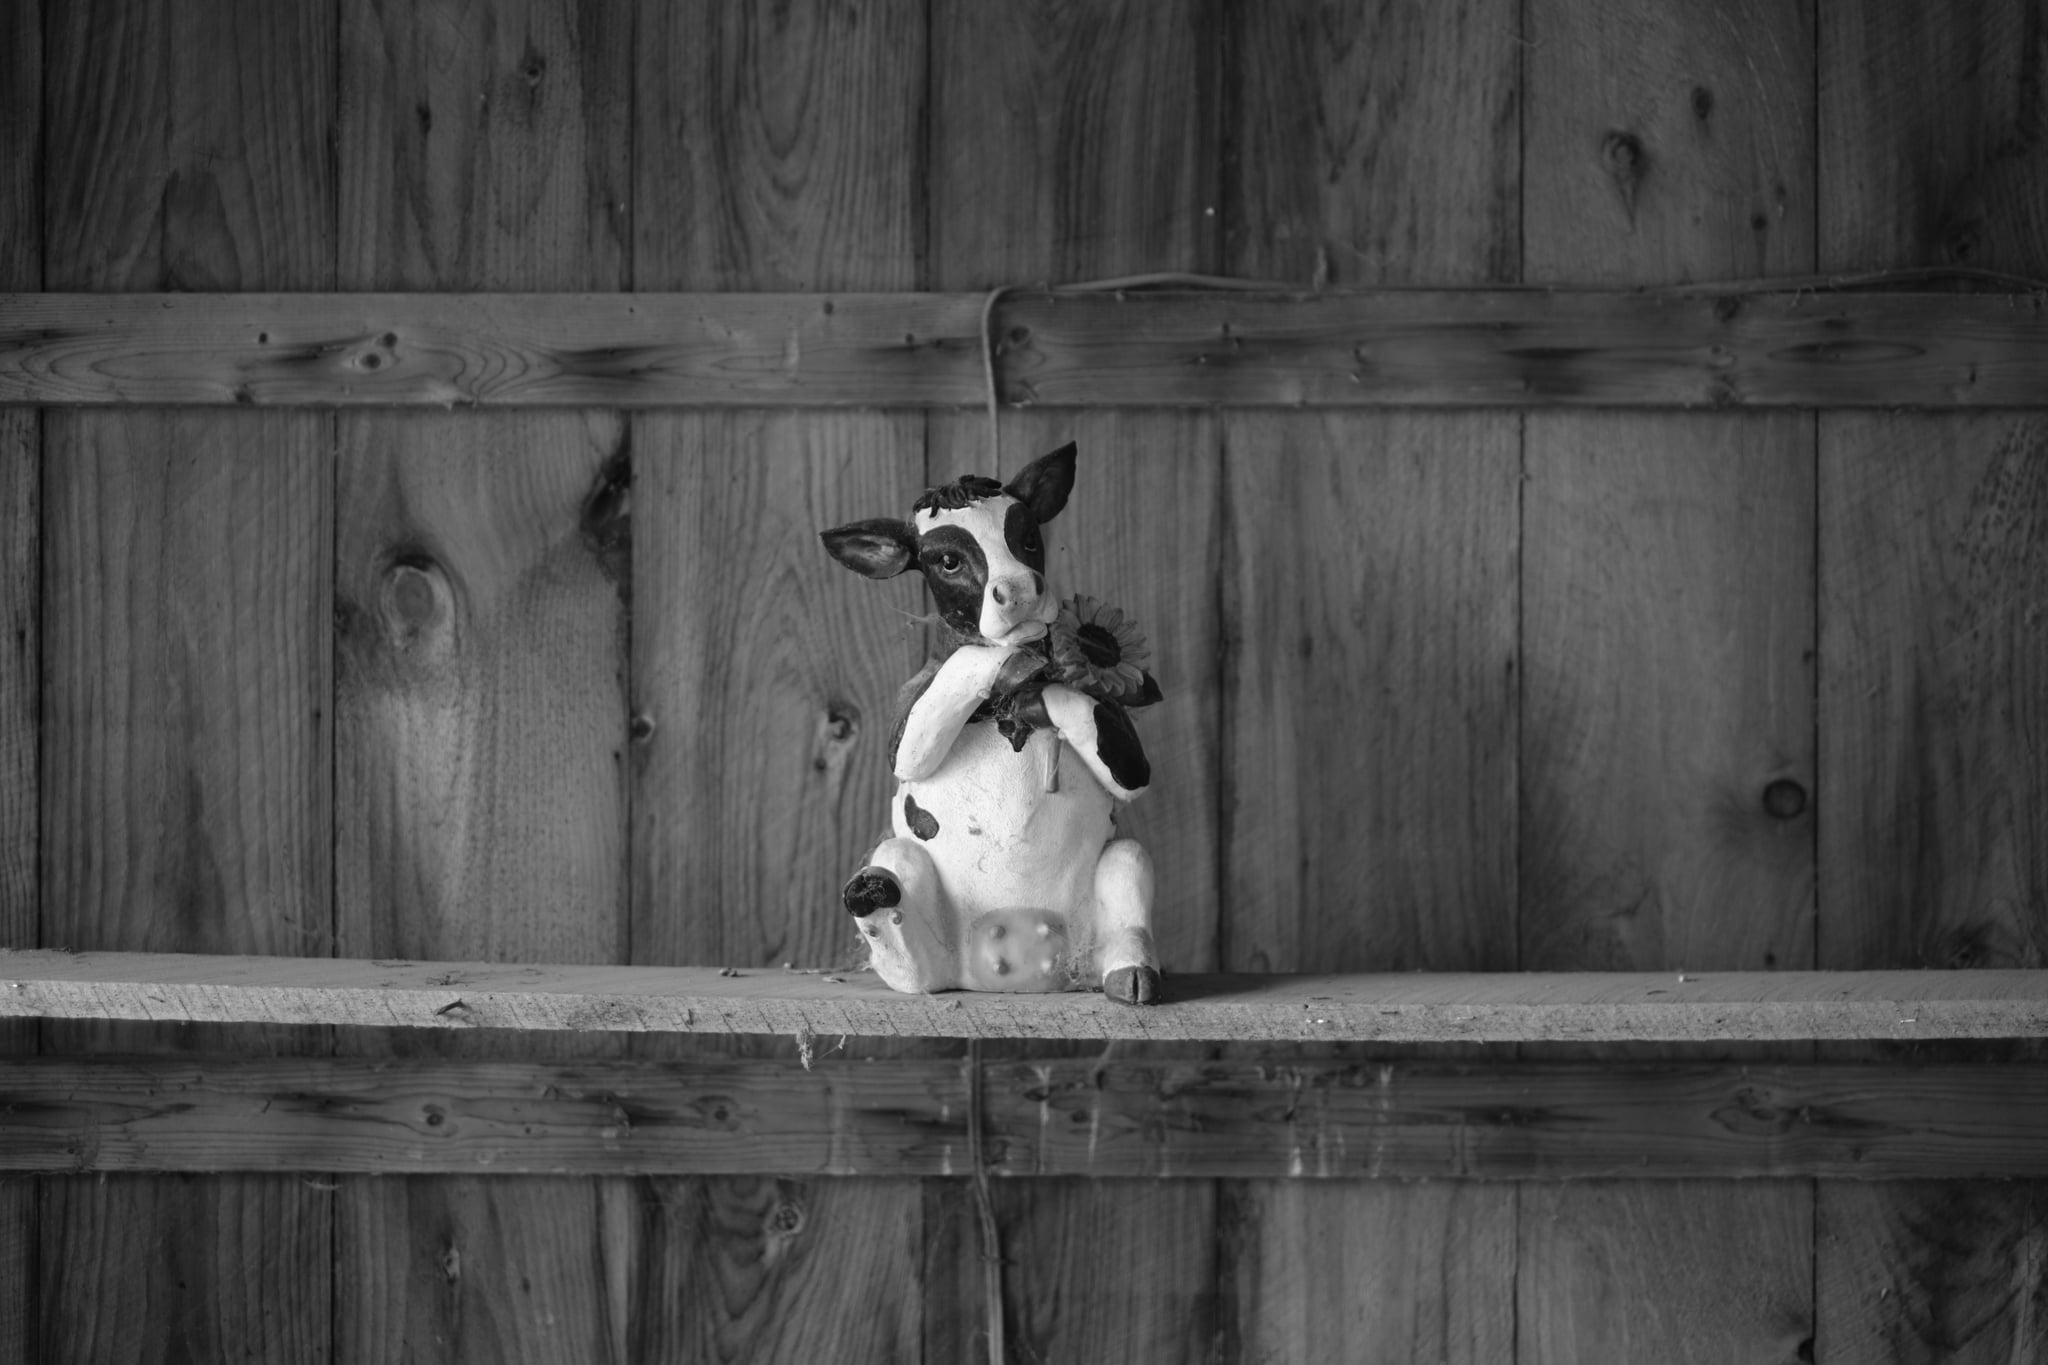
top-left (1820, 0), bottom-right (2048, 273)
top-left (928, 0), bottom-right (1218, 288)
top-left (1521, 1), bottom-right (1818, 1359)
top-left (1519, 1182), bottom-right (1814, 1363)
top-left (39, 0), bottom-right (336, 1359)
top-left (634, 0), bottom-right (926, 291)
top-left (1224, 0), bottom-right (1520, 286)
top-left (1817, 5), bottom-right (2048, 1358)
top-left (336, 2), bottom-right (632, 1359)
top-left (628, 1177), bottom-right (924, 1365)
top-left (1817, 1183), bottom-right (2048, 1364)
top-left (628, 4), bottom-right (933, 1360)
top-left (1523, 0), bottom-right (1814, 284)
top-left (339, 0), bottom-right (631, 291)
top-left (0, 4), bottom-right (38, 1357)
top-left (1217, 7), bottom-right (1523, 1358)
top-left (1223, 1182), bottom-right (1514, 1365)
top-left (1221, 412), bottom-right (1519, 976)
top-left (926, 6), bottom-right (1222, 1356)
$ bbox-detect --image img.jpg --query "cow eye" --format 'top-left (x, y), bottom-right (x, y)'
top-left (936, 550), bottom-right (965, 574)
top-left (1021, 527), bottom-right (1041, 553)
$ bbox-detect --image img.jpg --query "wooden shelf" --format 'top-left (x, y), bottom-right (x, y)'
top-left (5, 949), bottom-right (2047, 1043)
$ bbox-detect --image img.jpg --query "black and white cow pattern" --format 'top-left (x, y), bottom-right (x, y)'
top-left (820, 443), bottom-right (1160, 1005)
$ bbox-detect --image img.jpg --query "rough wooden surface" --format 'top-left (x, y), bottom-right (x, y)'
top-left (1816, 6), bottom-right (2048, 1361)
top-left (17, 1055), bottom-right (2048, 1182)
top-left (34, 3), bottom-right (338, 1362)
top-left (1520, 3), bottom-right (1821, 1361)
top-left (5, 950), bottom-right (2048, 1043)
top-left (7, 288), bottom-right (2048, 410)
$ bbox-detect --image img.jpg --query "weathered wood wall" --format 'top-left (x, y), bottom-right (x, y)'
top-left (2, 0), bottom-right (2044, 1362)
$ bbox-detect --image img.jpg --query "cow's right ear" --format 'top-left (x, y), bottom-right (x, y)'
top-left (821, 519), bottom-right (919, 579)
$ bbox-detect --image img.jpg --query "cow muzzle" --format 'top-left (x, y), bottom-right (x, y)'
top-left (982, 571), bottom-right (1053, 644)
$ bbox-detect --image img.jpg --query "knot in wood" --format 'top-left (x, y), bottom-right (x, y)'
top-left (1762, 779), bottom-right (1808, 820)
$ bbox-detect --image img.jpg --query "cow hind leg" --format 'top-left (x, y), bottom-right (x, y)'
top-left (845, 837), bottom-right (961, 994)
top-left (1091, 838), bottom-right (1159, 1005)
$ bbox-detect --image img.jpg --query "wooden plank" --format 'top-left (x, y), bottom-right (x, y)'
top-left (633, 0), bottom-right (925, 292)
top-left (630, 411), bottom-right (923, 974)
top-left (1225, 0), bottom-right (1520, 287)
top-left (928, 0), bottom-right (1215, 287)
top-left (1820, 0), bottom-right (2048, 274)
top-left (1218, 12), bottom-right (1522, 1359)
top-left (335, 2), bottom-right (634, 1358)
top-left (1818, 1182), bottom-right (2048, 1363)
top-left (1817, 5), bottom-right (2048, 1358)
top-left (18, 1056), bottom-right (2048, 1181)
top-left (1220, 412), bottom-right (1518, 973)
top-left (1522, 2), bottom-right (1819, 1360)
top-left (7, 288), bottom-right (2048, 409)
top-left (1520, 413), bottom-right (1817, 973)
top-left (9, 950), bottom-right (2048, 1042)
top-left (0, 0), bottom-right (30, 1325)
top-left (629, 6), bottom-right (933, 1359)
top-left (338, 0), bottom-right (631, 291)
top-left (38, 0), bottom-right (337, 1358)
top-left (1519, 1182), bottom-right (1813, 1363)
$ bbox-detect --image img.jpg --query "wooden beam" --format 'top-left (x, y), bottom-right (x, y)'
top-left (4, 950), bottom-right (2048, 1042)
top-left (1, 289), bottom-right (2042, 410)
top-left (5, 1055), bottom-right (2048, 1181)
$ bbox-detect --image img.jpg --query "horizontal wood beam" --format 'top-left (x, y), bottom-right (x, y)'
top-left (4, 1055), bottom-right (2046, 1180)
top-left (5, 950), bottom-right (2048, 1042)
top-left (2, 289), bottom-right (2042, 409)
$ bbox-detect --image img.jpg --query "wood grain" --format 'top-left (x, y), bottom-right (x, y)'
top-left (1817, 5), bottom-right (2048, 1358)
top-left (1222, 1182), bottom-right (1513, 1363)
top-left (634, 0), bottom-right (925, 291)
top-left (1520, 414), bottom-right (1817, 973)
top-left (628, 10), bottom-right (935, 1357)
top-left (10, 288), bottom-right (2048, 409)
top-left (334, 411), bottom-right (629, 980)
top-left (37, 5), bottom-right (338, 1357)
top-left (1220, 411), bottom-right (1518, 974)
top-left (334, 2), bottom-right (637, 1355)
top-left (928, 0), bottom-right (1216, 288)
top-left (10, 950), bottom-right (2048, 1042)
top-left (339, 0), bottom-right (631, 291)
top-left (15, 1056), bottom-right (2048, 1181)
top-left (1525, 0), bottom-right (1816, 282)
top-left (629, 411), bottom-right (923, 974)
top-left (1821, 0), bottom-right (2048, 275)
top-left (1522, 1), bottom-right (1820, 1357)
top-left (628, 1176), bottom-right (924, 1365)
top-left (1519, 1181), bottom-right (1813, 1364)
top-left (0, 1), bottom-right (31, 1339)
top-left (1226, 0), bottom-right (1520, 286)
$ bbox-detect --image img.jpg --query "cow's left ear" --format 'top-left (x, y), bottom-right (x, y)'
top-left (821, 518), bottom-right (919, 579)
top-left (1005, 442), bottom-right (1077, 524)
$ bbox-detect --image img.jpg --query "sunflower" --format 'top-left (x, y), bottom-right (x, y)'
top-left (1049, 594), bottom-right (1151, 701)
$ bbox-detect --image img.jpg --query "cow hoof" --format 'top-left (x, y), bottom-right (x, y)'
top-left (842, 867), bottom-right (902, 917)
top-left (1103, 965), bottom-right (1160, 1006)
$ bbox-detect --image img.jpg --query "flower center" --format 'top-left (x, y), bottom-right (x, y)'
top-left (1076, 622), bottom-right (1122, 668)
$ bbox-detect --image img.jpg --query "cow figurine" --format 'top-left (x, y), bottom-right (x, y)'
top-left (820, 442), bottom-right (1163, 1005)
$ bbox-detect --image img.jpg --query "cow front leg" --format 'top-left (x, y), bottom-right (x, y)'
top-left (1091, 837), bottom-right (1159, 1005)
top-left (843, 837), bottom-right (962, 994)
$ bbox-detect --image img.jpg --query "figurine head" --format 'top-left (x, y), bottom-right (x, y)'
top-left (820, 442), bottom-right (1077, 647)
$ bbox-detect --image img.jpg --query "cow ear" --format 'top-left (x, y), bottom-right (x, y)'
top-left (821, 519), bottom-right (918, 579)
top-left (1005, 441), bottom-right (1077, 524)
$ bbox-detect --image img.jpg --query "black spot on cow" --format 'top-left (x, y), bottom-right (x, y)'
top-left (905, 794), bottom-right (941, 841)
top-left (1003, 500), bottom-right (1046, 574)
top-left (1092, 701), bottom-right (1150, 792)
top-left (916, 525), bottom-right (989, 637)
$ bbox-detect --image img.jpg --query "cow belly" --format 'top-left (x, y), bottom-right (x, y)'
top-left (894, 721), bottom-right (1114, 930)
